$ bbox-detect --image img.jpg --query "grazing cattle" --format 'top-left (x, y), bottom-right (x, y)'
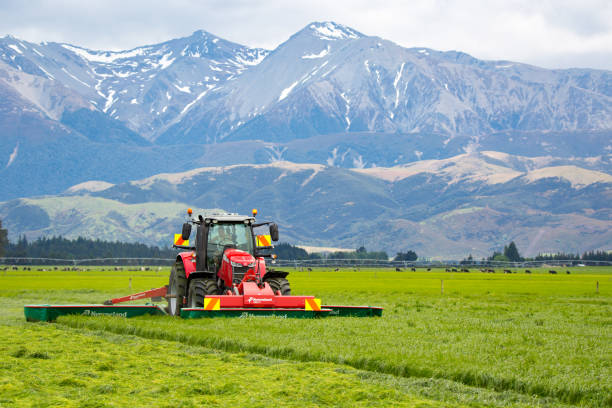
top-left (451, 268), bottom-right (458, 272)
top-left (445, 268), bottom-right (450, 272)
top-left (334, 268), bottom-right (339, 272)
top-left (566, 270), bottom-right (571, 274)
top-left (549, 270), bottom-right (557, 274)
top-left (461, 268), bottom-right (470, 273)
top-left (525, 270), bottom-right (531, 274)
top-left (395, 267), bottom-right (402, 272)
top-left (411, 267), bottom-right (416, 272)
top-left (427, 268), bottom-right (431, 271)
top-left (503, 269), bottom-right (512, 274)
top-left (307, 267), bottom-right (312, 272)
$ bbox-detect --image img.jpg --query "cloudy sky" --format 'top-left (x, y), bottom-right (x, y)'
top-left (2, 0), bottom-right (611, 70)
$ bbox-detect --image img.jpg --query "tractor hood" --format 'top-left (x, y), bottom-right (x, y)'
top-left (222, 248), bottom-right (256, 266)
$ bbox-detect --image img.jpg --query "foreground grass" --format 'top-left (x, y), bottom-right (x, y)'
top-left (2, 323), bottom-right (461, 407)
top-left (1, 267), bottom-right (611, 407)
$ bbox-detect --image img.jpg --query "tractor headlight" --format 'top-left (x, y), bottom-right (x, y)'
top-left (247, 262), bottom-right (256, 268)
top-left (230, 261), bottom-right (245, 268)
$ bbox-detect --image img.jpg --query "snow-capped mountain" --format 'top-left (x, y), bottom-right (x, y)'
top-left (158, 21), bottom-right (612, 145)
top-left (0, 30), bottom-right (267, 140)
top-left (1, 21), bottom-right (610, 148)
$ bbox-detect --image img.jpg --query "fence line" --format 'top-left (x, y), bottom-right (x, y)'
top-left (1, 257), bottom-right (611, 268)
top-left (273, 259), bottom-right (612, 268)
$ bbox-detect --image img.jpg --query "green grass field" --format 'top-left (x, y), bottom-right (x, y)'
top-left (0, 267), bottom-right (610, 407)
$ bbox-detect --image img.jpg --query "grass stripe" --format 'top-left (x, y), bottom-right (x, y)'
top-left (57, 315), bottom-right (607, 407)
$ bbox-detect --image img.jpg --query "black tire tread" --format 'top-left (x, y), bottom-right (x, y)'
top-left (187, 278), bottom-right (219, 308)
top-left (265, 277), bottom-right (291, 296)
top-left (167, 262), bottom-right (187, 316)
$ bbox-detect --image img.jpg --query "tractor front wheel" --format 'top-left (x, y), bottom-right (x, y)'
top-left (266, 277), bottom-right (291, 296)
top-left (167, 263), bottom-right (187, 316)
top-left (187, 278), bottom-right (219, 308)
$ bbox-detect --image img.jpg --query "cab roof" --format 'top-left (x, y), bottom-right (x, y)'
top-left (202, 214), bottom-right (255, 223)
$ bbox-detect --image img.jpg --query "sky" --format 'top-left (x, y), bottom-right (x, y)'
top-left (2, 0), bottom-right (611, 70)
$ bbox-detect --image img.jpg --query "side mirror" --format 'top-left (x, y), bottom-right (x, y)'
top-left (181, 223), bottom-right (192, 241)
top-left (269, 223), bottom-right (279, 242)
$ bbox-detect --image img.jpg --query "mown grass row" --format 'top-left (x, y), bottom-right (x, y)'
top-left (2, 323), bottom-right (457, 408)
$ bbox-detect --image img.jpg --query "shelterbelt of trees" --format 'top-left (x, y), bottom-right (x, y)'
top-left (1, 233), bottom-right (176, 259)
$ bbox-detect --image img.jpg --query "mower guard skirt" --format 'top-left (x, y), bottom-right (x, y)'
top-left (23, 304), bottom-right (382, 322)
top-left (324, 305), bottom-right (384, 317)
top-left (24, 304), bottom-right (165, 322)
top-left (181, 307), bottom-right (331, 319)
top-left (180, 305), bottom-right (383, 319)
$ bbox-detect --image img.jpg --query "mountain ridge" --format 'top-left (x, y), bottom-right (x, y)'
top-left (1, 152), bottom-right (610, 258)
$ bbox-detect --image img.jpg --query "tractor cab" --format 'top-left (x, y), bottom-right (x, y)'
top-left (201, 216), bottom-right (257, 274)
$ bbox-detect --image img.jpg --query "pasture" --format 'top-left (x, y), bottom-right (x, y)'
top-left (0, 266), bottom-right (610, 407)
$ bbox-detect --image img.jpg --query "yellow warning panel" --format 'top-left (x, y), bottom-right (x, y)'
top-left (256, 234), bottom-right (271, 247)
top-left (174, 234), bottom-right (189, 246)
top-left (305, 298), bottom-right (321, 311)
top-left (204, 297), bottom-right (220, 311)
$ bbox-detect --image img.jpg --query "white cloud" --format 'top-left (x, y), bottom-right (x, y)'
top-left (2, 0), bottom-right (611, 70)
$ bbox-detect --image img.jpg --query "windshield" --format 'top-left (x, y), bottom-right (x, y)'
top-left (207, 222), bottom-right (254, 258)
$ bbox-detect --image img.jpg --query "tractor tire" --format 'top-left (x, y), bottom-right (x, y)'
top-left (266, 277), bottom-right (291, 296)
top-left (167, 263), bottom-right (187, 316)
top-left (187, 278), bottom-right (219, 308)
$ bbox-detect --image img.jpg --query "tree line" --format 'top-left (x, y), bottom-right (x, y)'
top-left (478, 241), bottom-right (612, 263)
top-left (2, 234), bottom-right (176, 259)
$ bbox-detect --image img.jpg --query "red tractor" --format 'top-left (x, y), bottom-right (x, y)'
top-left (167, 209), bottom-right (290, 316)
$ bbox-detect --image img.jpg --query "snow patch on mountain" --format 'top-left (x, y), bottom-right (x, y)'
top-left (310, 22), bottom-right (360, 40)
top-left (102, 89), bottom-right (116, 113)
top-left (180, 85), bottom-right (215, 115)
top-left (302, 45), bottom-right (330, 59)
top-left (174, 84), bottom-right (191, 93)
top-left (62, 44), bottom-right (148, 63)
top-left (155, 52), bottom-right (175, 70)
top-left (279, 81), bottom-right (299, 101)
top-left (61, 67), bottom-right (90, 87)
top-left (8, 44), bottom-right (23, 54)
top-left (6, 143), bottom-right (18, 168)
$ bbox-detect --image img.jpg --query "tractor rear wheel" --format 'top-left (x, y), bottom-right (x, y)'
top-left (266, 277), bottom-right (291, 296)
top-left (167, 263), bottom-right (187, 316)
top-left (187, 278), bottom-right (219, 308)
